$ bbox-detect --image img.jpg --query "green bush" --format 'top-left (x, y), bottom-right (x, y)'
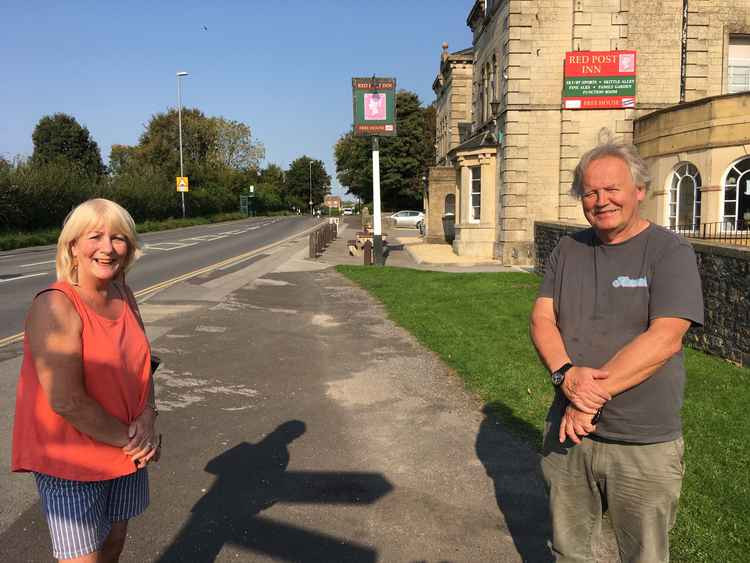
top-left (0, 159), bottom-right (98, 232)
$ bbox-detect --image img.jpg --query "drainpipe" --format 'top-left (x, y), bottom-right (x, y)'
top-left (680, 0), bottom-right (688, 102)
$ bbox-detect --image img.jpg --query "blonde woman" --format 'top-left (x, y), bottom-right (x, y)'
top-left (12, 198), bottom-right (159, 562)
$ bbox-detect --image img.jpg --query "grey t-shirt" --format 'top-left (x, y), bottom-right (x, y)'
top-left (539, 224), bottom-right (704, 443)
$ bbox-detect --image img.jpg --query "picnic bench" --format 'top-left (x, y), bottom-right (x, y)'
top-left (348, 230), bottom-right (387, 256)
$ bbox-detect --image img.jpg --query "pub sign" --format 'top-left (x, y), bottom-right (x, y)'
top-left (352, 77), bottom-right (397, 136)
top-left (563, 51), bottom-right (636, 109)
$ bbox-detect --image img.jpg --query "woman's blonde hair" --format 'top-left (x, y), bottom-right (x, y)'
top-left (56, 198), bottom-right (142, 283)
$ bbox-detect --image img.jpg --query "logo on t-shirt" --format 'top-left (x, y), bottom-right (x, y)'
top-left (612, 276), bottom-right (648, 288)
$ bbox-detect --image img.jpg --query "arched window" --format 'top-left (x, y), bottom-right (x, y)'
top-left (723, 156), bottom-right (750, 229)
top-left (668, 163), bottom-right (701, 229)
top-left (444, 194), bottom-right (455, 216)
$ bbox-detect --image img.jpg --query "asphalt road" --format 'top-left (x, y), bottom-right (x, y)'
top-left (0, 215), bottom-right (319, 342)
top-left (0, 230), bottom-right (560, 562)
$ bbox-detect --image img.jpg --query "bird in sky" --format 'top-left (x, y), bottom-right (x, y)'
top-left (202, 25), bottom-right (208, 31)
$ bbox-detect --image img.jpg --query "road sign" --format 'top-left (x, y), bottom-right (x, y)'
top-left (176, 176), bottom-right (189, 192)
top-left (352, 77), bottom-right (397, 136)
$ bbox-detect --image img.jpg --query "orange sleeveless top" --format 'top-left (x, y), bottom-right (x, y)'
top-left (12, 281), bottom-right (151, 481)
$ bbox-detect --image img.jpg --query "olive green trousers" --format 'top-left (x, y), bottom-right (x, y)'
top-left (541, 425), bottom-right (684, 563)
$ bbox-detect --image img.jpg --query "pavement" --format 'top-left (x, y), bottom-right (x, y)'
top-left (321, 218), bottom-right (520, 273)
top-left (2, 218), bottom-right (616, 562)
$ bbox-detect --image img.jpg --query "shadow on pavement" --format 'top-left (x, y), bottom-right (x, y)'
top-left (475, 402), bottom-right (553, 563)
top-left (158, 420), bottom-right (392, 562)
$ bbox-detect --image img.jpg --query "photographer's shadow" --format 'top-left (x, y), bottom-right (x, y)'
top-left (158, 420), bottom-right (391, 562)
top-left (475, 403), bottom-right (553, 562)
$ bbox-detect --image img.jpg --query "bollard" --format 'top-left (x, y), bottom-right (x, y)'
top-left (363, 240), bottom-right (373, 265)
top-left (309, 224), bottom-right (338, 259)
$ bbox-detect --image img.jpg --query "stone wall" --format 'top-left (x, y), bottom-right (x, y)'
top-left (689, 241), bottom-right (750, 366)
top-left (534, 221), bottom-right (750, 367)
top-left (534, 221), bottom-right (588, 277)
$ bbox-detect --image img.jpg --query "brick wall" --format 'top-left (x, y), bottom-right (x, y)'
top-left (535, 221), bottom-right (750, 367)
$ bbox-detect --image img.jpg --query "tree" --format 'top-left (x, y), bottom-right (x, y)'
top-left (334, 91), bottom-right (435, 209)
top-left (211, 118), bottom-right (265, 171)
top-left (283, 156), bottom-right (331, 212)
top-left (108, 144), bottom-right (141, 176)
top-left (136, 108), bottom-right (217, 175)
top-left (261, 163), bottom-right (285, 189)
top-left (31, 113), bottom-right (105, 176)
top-left (422, 102), bottom-right (437, 165)
top-left (251, 164), bottom-right (287, 214)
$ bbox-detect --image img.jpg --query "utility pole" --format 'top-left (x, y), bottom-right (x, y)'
top-left (309, 160), bottom-right (313, 216)
top-left (176, 71), bottom-right (189, 218)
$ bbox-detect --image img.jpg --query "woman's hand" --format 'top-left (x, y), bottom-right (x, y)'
top-left (123, 406), bottom-right (159, 468)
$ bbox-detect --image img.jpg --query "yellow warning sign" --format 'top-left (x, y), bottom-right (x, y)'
top-left (176, 176), bottom-right (189, 192)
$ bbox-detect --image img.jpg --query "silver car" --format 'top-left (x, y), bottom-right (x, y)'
top-left (390, 210), bottom-right (425, 228)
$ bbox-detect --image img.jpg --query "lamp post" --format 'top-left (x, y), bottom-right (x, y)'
top-left (308, 159), bottom-right (313, 216)
top-left (177, 71), bottom-right (189, 218)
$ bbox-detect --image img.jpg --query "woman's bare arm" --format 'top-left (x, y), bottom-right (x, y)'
top-left (28, 291), bottom-right (131, 447)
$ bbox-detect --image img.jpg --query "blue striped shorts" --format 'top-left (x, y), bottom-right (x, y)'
top-left (34, 469), bottom-right (149, 560)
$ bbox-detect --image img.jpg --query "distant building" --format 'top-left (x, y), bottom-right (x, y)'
top-left (426, 0), bottom-right (750, 264)
top-left (324, 195), bottom-right (341, 209)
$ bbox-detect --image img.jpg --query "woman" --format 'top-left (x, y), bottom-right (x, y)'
top-left (12, 198), bottom-right (159, 562)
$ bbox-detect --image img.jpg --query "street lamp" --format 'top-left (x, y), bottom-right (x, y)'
top-left (308, 159), bottom-right (313, 216)
top-left (177, 71), bottom-right (189, 218)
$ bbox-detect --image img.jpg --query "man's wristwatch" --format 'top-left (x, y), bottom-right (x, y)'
top-left (550, 362), bottom-right (574, 387)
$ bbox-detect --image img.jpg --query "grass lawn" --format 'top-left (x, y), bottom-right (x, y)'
top-left (337, 265), bottom-right (749, 563)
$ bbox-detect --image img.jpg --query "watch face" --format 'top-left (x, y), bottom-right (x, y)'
top-left (551, 371), bottom-right (564, 386)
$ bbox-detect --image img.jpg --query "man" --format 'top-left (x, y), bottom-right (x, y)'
top-left (530, 136), bottom-right (703, 562)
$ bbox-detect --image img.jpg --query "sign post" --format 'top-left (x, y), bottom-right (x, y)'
top-left (249, 185), bottom-right (254, 217)
top-left (562, 50), bottom-right (637, 109)
top-left (352, 76), bottom-right (397, 266)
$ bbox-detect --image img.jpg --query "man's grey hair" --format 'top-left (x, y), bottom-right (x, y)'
top-left (570, 128), bottom-right (652, 198)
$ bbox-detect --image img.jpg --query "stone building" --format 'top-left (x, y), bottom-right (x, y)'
top-left (425, 45), bottom-right (473, 244)
top-left (427, 0), bottom-right (750, 264)
top-left (635, 92), bottom-right (750, 235)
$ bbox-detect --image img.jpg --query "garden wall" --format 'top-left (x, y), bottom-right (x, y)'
top-left (534, 221), bottom-right (750, 367)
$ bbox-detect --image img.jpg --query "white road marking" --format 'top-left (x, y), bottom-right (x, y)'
top-left (0, 271), bottom-right (49, 283)
top-left (195, 325), bottom-right (227, 333)
top-left (143, 241), bottom-right (199, 252)
top-left (181, 234), bottom-right (227, 242)
top-left (19, 259), bottom-right (55, 268)
top-left (141, 220), bottom-right (284, 252)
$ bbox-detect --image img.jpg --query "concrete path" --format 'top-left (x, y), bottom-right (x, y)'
top-left (3, 222), bottom-right (569, 561)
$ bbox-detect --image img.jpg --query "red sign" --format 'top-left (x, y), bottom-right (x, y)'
top-left (563, 50), bottom-right (636, 110)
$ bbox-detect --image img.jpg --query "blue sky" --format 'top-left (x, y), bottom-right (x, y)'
top-left (1, 1), bottom-right (474, 197)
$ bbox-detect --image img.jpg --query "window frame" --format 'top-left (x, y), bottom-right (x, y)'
top-left (469, 165), bottom-right (481, 223)
top-left (667, 163), bottom-right (702, 230)
top-left (722, 156), bottom-right (750, 230)
top-left (728, 35), bottom-right (750, 94)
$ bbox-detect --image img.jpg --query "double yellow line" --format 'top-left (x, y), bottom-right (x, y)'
top-left (0, 223), bottom-right (323, 349)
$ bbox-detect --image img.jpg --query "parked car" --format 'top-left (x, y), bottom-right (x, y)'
top-left (389, 210), bottom-right (425, 228)
top-left (342, 207), bottom-right (354, 215)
